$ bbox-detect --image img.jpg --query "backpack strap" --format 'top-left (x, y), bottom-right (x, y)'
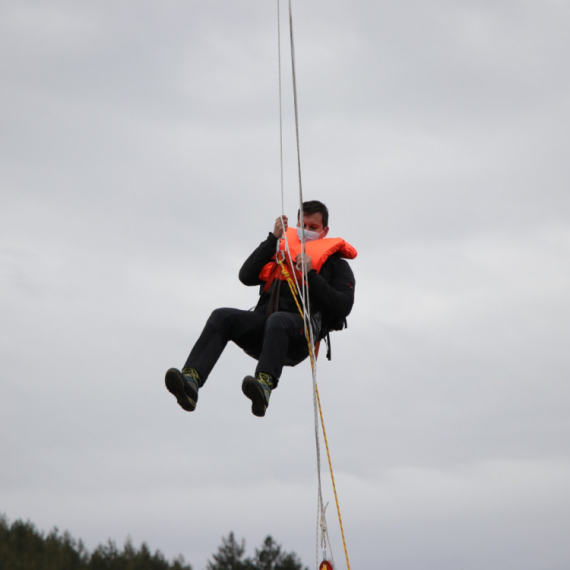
top-left (324, 333), bottom-right (332, 361)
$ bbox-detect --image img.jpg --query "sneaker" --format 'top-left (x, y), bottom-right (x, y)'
top-left (242, 372), bottom-right (274, 417)
top-left (165, 368), bottom-right (200, 412)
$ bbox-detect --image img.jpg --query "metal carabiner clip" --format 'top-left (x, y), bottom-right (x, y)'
top-left (276, 237), bottom-right (286, 263)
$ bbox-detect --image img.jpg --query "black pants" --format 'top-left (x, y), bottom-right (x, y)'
top-left (184, 308), bottom-right (310, 387)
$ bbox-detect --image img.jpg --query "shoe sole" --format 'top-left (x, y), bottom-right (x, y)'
top-left (242, 376), bottom-right (266, 417)
top-left (165, 368), bottom-right (196, 412)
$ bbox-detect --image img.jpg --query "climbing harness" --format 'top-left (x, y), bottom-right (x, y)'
top-left (275, 2), bottom-right (352, 569)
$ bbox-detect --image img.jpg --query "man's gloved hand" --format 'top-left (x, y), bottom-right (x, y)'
top-left (295, 252), bottom-right (313, 273)
top-left (273, 215), bottom-right (288, 238)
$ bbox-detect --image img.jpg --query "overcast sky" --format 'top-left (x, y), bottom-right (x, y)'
top-left (1, 1), bottom-right (569, 569)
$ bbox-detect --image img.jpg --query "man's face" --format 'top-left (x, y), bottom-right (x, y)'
top-left (297, 212), bottom-right (329, 238)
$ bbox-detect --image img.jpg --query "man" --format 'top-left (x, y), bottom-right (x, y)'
top-left (165, 200), bottom-right (356, 417)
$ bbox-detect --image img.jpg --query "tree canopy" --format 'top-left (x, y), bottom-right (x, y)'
top-left (0, 514), bottom-right (307, 570)
top-left (206, 533), bottom-right (307, 570)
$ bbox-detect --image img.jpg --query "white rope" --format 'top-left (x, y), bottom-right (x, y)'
top-left (277, 0), bottom-right (285, 217)
top-left (276, 2), bottom-right (335, 568)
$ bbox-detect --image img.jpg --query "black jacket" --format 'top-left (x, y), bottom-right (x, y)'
top-left (239, 232), bottom-right (356, 338)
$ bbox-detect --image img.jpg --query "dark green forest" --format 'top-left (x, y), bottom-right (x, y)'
top-left (0, 514), bottom-right (308, 570)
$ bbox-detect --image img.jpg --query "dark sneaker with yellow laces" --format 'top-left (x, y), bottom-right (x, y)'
top-left (165, 367), bottom-right (201, 411)
top-left (242, 372), bottom-right (274, 417)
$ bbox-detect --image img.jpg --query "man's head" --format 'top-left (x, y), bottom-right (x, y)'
top-left (297, 200), bottom-right (329, 240)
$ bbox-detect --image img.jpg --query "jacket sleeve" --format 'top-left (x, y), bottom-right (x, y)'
top-left (239, 232), bottom-right (279, 286)
top-left (307, 257), bottom-right (355, 319)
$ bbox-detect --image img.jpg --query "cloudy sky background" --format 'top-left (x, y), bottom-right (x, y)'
top-left (1, 1), bottom-right (569, 569)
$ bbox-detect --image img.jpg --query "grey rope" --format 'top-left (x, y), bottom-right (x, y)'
top-left (277, 0), bottom-right (285, 217)
top-left (277, 2), bottom-right (335, 567)
top-left (287, 2), bottom-right (334, 568)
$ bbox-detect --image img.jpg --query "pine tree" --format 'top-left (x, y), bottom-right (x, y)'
top-left (206, 532), bottom-right (249, 570)
top-left (206, 533), bottom-right (307, 570)
top-left (250, 536), bottom-right (307, 570)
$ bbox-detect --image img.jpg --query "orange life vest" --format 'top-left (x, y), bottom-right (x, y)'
top-left (259, 227), bottom-right (357, 292)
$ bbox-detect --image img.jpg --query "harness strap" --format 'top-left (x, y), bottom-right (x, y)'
top-left (263, 262), bottom-right (283, 292)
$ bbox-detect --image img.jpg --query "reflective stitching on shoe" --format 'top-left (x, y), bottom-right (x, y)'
top-left (182, 367), bottom-right (201, 385)
top-left (256, 372), bottom-right (273, 404)
top-left (257, 372), bottom-right (273, 389)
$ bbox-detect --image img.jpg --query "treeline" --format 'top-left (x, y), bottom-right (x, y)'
top-left (0, 514), bottom-right (307, 570)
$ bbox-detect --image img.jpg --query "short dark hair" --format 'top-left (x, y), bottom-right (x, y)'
top-left (297, 200), bottom-right (329, 227)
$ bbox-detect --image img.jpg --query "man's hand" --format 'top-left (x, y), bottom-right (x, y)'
top-left (273, 215), bottom-right (288, 238)
top-left (295, 252), bottom-right (313, 273)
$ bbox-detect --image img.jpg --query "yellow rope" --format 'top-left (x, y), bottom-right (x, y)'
top-left (276, 258), bottom-right (351, 570)
top-left (314, 382), bottom-right (351, 570)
